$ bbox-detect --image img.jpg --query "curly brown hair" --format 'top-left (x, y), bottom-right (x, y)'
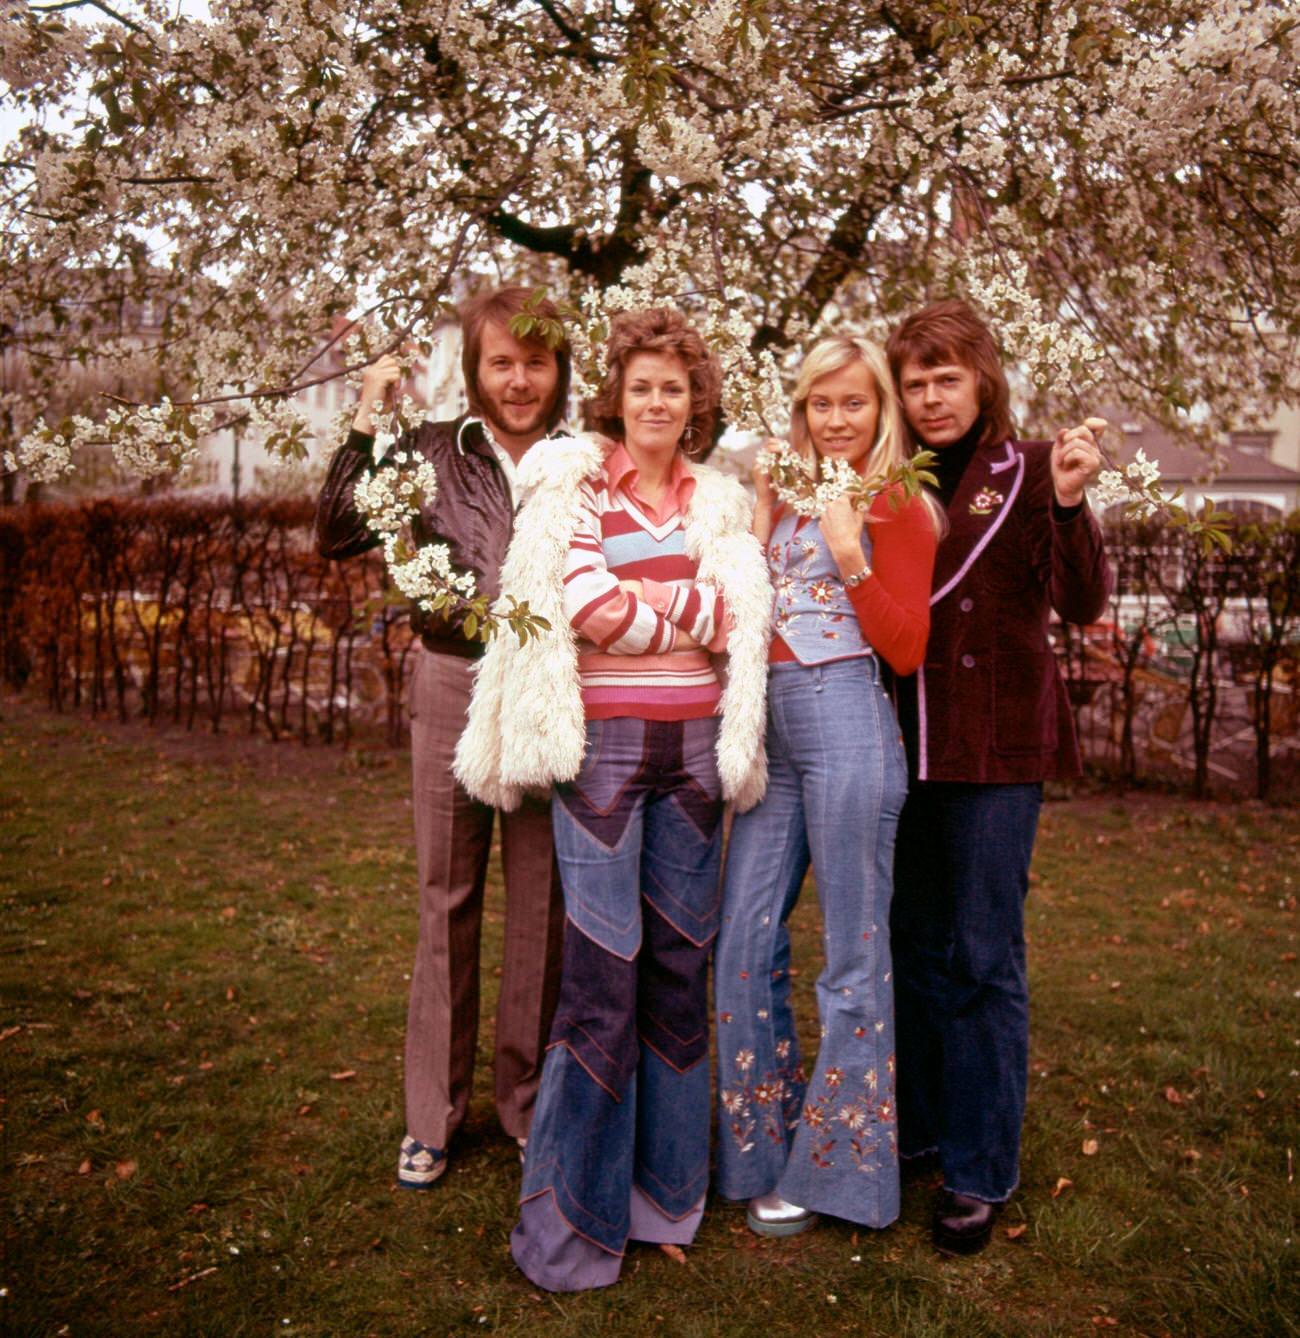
top-left (586, 307), bottom-right (722, 459)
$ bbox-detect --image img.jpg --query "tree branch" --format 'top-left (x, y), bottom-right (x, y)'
top-left (28, 0), bottom-right (145, 34)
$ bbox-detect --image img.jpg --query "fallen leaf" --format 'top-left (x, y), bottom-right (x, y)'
top-left (225, 987), bottom-right (236, 1001)
top-left (297, 1104), bottom-right (313, 1116)
top-left (168, 1266), bottom-right (218, 1292)
top-left (1182, 1148), bottom-right (1202, 1164)
top-left (330, 1070), bottom-right (357, 1082)
top-left (1254, 1089), bottom-right (1266, 1101)
top-left (77, 1159), bottom-right (92, 1175)
top-left (1163, 1086), bottom-right (1185, 1106)
top-left (1092, 1318), bottom-right (1119, 1328)
top-left (1238, 1184), bottom-right (1249, 1197)
top-left (114, 1158), bottom-right (137, 1180)
top-left (197, 1061), bottom-right (214, 1071)
top-left (1005, 1223), bottom-right (1028, 1240)
top-left (220, 906), bottom-right (237, 919)
top-left (658, 1243), bottom-right (686, 1264)
top-left (1082, 1138), bottom-right (1099, 1156)
top-left (1051, 1177), bottom-right (1073, 1198)
top-left (85, 1109), bottom-right (103, 1127)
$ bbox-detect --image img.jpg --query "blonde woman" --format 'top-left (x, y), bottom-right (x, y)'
top-left (714, 334), bottom-right (941, 1236)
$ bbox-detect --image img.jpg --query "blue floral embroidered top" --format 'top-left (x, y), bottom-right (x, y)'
top-left (768, 509), bottom-right (874, 666)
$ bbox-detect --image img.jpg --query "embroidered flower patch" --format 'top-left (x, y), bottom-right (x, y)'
top-left (969, 488), bottom-right (1004, 515)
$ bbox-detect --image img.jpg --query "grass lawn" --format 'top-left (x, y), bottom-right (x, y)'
top-left (2, 696), bottom-right (1297, 1337)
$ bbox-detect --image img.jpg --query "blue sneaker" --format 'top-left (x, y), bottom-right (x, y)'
top-left (397, 1135), bottom-right (447, 1188)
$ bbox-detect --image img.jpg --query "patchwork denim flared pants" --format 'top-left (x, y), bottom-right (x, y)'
top-left (510, 716), bottom-right (723, 1292)
top-left (714, 657), bottom-right (907, 1228)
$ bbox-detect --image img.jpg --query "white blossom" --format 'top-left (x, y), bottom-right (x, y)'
top-left (2, 0), bottom-right (1296, 496)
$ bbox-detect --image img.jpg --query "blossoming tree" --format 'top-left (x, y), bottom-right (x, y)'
top-left (2, 0), bottom-right (1297, 596)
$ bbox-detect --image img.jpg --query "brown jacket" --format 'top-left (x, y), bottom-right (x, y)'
top-left (897, 437), bottom-right (1112, 783)
top-left (314, 417), bottom-right (514, 654)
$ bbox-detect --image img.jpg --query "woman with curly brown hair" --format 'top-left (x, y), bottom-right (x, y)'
top-left (455, 306), bottom-right (772, 1291)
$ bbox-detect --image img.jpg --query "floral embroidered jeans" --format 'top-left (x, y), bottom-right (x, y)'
top-left (714, 657), bottom-right (907, 1228)
top-left (511, 716), bottom-right (723, 1291)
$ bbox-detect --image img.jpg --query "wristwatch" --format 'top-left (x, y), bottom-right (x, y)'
top-left (844, 564), bottom-right (873, 588)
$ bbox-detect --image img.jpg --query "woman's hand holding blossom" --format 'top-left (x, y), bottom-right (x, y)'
top-left (752, 443), bottom-right (780, 511)
top-left (820, 494), bottom-right (867, 577)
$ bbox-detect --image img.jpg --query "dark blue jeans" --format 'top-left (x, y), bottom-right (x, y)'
top-left (890, 780), bottom-right (1042, 1203)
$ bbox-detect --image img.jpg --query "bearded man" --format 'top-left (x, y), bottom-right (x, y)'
top-left (316, 286), bottom-right (571, 1186)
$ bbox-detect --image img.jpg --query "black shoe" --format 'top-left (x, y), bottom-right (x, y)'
top-left (933, 1190), bottom-right (999, 1256)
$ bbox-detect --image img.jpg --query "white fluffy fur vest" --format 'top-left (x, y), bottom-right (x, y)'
top-left (454, 434), bottom-right (771, 812)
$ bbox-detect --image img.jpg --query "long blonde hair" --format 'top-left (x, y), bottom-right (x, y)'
top-left (791, 334), bottom-right (945, 534)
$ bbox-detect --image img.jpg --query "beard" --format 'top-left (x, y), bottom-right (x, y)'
top-left (478, 386), bottom-right (557, 441)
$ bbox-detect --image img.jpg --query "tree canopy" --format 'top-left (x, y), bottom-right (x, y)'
top-left (2, 0), bottom-right (1298, 482)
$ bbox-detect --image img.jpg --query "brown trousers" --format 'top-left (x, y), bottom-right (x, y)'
top-left (405, 649), bottom-right (564, 1150)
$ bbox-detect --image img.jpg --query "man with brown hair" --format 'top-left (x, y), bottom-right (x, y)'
top-left (885, 299), bottom-right (1111, 1254)
top-left (316, 287), bottom-right (570, 1187)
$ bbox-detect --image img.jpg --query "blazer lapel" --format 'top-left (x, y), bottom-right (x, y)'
top-left (930, 440), bottom-right (1025, 605)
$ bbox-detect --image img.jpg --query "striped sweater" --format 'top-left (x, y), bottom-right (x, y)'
top-left (562, 445), bottom-right (729, 720)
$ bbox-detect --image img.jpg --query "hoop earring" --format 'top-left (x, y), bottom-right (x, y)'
top-left (680, 423), bottom-right (696, 447)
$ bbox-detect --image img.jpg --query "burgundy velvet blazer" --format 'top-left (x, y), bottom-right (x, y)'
top-left (896, 438), bottom-right (1112, 784)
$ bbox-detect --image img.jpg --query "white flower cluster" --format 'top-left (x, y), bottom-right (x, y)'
top-left (563, 263), bottom-right (788, 438)
top-left (635, 112), bottom-right (725, 187)
top-left (380, 534), bottom-right (478, 612)
top-left (1094, 448), bottom-right (1162, 518)
top-left (14, 418), bottom-right (81, 483)
top-left (368, 396), bottom-right (433, 460)
top-left (352, 434), bottom-right (481, 618)
top-left (15, 402), bottom-right (215, 483)
top-left (699, 294), bottom-right (788, 436)
top-left (756, 440), bottom-right (861, 518)
top-left (961, 250), bottom-right (1102, 398)
top-left (109, 402), bottom-right (215, 479)
top-left (353, 451), bottom-right (439, 535)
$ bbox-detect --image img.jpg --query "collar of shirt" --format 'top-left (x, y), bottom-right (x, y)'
top-left (604, 441), bottom-right (695, 524)
top-left (456, 416), bottom-right (574, 507)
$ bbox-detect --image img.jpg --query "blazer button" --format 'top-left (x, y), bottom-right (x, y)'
top-left (961, 653), bottom-right (976, 668)
top-left (959, 597), bottom-right (974, 612)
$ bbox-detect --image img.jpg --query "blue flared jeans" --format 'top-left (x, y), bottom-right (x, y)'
top-left (890, 780), bottom-right (1043, 1203)
top-left (714, 657), bottom-right (907, 1227)
top-left (511, 716), bottom-right (723, 1292)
